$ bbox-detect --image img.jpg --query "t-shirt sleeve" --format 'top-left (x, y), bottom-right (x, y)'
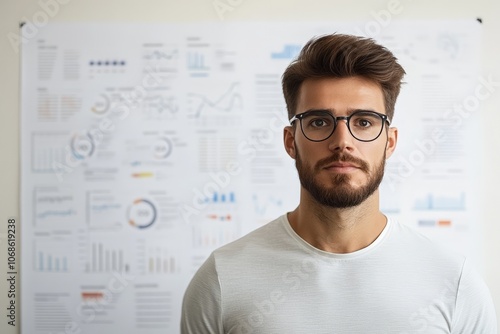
top-left (451, 258), bottom-right (497, 333)
top-left (180, 253), bottom-right (224, 334)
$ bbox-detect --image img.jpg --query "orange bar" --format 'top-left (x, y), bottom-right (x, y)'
top-left (131, 172), bottom-right (154, 178)
top-left (81, 292), bottom-right (104, 300)
top-left (438, 220), bottom-right (452, 227)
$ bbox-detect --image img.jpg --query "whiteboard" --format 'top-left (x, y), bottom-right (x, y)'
top-left (20, 21), bottom-right (482, 333)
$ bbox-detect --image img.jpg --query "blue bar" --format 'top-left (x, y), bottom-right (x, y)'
top-left (39, 252), bottom-right (43, 271)
top-left (93, 243), bottom-right (96, 272)
top-left (418, 220), bottom-right (435, 227)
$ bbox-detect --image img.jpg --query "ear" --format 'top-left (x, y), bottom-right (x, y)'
top-left (283, 126), bottom-right (297, 159)
top-left (385, 127), bottom-right (398, 159)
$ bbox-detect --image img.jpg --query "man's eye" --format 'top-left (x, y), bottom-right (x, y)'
top-left (357, 119), bottom-right (372, 127)
top-left (310, 118), bottom-right (329, 127)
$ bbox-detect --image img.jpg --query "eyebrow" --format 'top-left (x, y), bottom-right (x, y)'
top-left (301, 108), bottom-right (379, 115)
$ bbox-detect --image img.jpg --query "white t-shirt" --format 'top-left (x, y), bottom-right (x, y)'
top-left (181, 215), bottom-right (497, 333)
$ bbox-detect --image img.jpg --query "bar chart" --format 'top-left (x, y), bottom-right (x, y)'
top-left (136, 239), bottom-right (182, 275)
top-left (34, 240), bottom-right (72, 273)
top-left (414, 192), bottom-right (466, 211)
top-left (85, 241), bottom-right (130, 273)
top-left (31, 132), bottom-right (68, 173)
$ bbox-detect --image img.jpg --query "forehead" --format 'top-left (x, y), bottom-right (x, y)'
top-left (296, 76), bottom-right (385, 115)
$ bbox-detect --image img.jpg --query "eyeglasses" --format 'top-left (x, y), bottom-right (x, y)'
top-left (289, 110), bottom-right (390, 142)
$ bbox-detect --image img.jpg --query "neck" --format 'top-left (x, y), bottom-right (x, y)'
top-left (287, 189), bottom-right (387, 254)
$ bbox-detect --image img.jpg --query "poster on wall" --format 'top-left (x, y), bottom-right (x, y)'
top-left (20, 21), bottom-right (482, 333)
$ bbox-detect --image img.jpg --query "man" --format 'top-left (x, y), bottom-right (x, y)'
top-left (181, 34), bottom-right (497, 333)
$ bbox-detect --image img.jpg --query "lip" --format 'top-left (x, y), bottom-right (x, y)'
top-left (323, 162), bottom-right (360, 172)
top-left (324, 162), bottom-right (359, 169)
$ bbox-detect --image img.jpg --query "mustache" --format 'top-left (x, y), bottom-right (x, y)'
top-left (315, 153), bottom-right (370, 173)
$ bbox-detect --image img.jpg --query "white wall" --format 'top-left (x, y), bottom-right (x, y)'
top-left (1, 1), bottom-right (499, 333)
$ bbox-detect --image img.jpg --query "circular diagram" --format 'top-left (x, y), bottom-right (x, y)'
top-left (152, 137), bottom-right (173, 160)
top-left (91, 94), bottom-right (111, 115)
top-left (128, 198), bottom-right (157, 229)
top-left (70, 132), bottom-right (95, 160)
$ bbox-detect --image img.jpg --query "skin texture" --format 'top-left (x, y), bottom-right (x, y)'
top-left (283, 76), bottom-right (398, 254)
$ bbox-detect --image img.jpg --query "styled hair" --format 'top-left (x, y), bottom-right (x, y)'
top-left (282, 34), bottom-right (405, 121)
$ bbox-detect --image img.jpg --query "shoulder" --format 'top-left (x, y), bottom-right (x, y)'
top-left (382, 219), bottom-right (467, 285)
top-left (387, 220), bottom-right (497, 331)
top-left (181, 215), bottom-right (292, 333)
top-left (213, 214), bottom-right (289, 258)
top-left (188, 214), bottom-right (290, 281)
top-left (388, 219), bottom-right (465, 265)
top-left (451, 258), bottom-right (498, 332)
top-left (181, 253), bottom-right (223, 333)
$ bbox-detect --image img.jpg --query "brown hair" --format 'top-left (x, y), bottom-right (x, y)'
top-left (282, 34), bottom-right (405, 121)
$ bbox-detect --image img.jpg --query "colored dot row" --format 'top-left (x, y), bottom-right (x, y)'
top-left (89, 60), bottom-right (126, 66)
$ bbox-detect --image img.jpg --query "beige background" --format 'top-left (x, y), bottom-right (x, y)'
top-left (1, 0), bottom-right (499, 333)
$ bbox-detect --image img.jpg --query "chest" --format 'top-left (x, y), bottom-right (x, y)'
top-left (221, 262), bottom-right (456, 334)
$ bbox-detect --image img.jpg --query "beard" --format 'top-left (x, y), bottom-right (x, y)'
top-left (295, 146), bottom-right (385, 208)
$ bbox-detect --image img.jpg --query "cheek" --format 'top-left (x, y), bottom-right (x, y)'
top-left (368, 151), bottom-right (386, 171)
top-left (359, 144), bottom-right (385, 168)
top-left (297, 141), bottom-right (324, 162)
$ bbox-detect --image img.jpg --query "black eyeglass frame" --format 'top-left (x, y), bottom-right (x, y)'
top-left (289, 110), bottom-right (391, 143)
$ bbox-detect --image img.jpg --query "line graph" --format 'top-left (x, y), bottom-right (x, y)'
top-left (86, 190), bottom-right (122, 229)
top-left (37, 208), bottom-right (77, 220)
top-left (252, 194), bottom-right (283, 217)
top-left (142, 45), bottom-right (179, 73)
top-left (34, 187), bottom-right (77, 226)
top-left (144, 49), bottom-right (178, 61)
top-left (188, 82), bottom-right (243, 118)
top-left (142, 95), bottom-right (179, 119)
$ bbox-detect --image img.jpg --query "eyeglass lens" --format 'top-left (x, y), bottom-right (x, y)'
top-left (299, 111), bottom-right (384, 142)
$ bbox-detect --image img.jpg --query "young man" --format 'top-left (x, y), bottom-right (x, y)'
top-left (181, 34), bottom-right (497, 333)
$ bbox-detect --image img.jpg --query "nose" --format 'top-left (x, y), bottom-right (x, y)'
top-left (327, 119), bottom-right (354, 152)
